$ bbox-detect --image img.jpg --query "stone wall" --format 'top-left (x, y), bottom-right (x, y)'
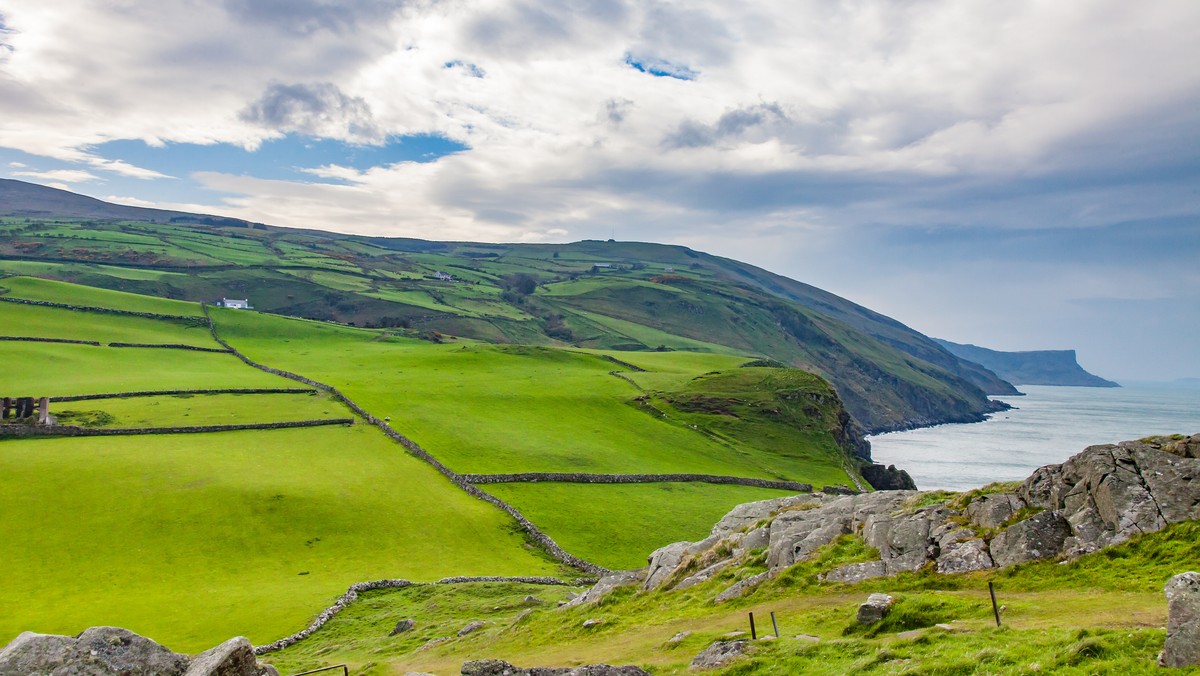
top-left (108, 342), bottom-right (233, 353)
top-left (0, 336), bottom-right (102, 346)
top-left (0, 296), bottom-right (206, 325)
top-left (0, 418), bottom-right (353, 438)
top-left (201, 305), bottom-right (610, 577)
top-left (462, 472), bottom-right (813, 492)
top-left (52, 388), bottom-right (316, 402)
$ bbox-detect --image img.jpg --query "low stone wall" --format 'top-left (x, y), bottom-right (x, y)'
top-left (0, 418), bottom-right (353, 438)
top-left (108, 342), bottom-right (233, 353)
top-left (201, 305), bottom-right (610, 578)
top-left (254, 576), bottom-right (580, 655)
top-left (462, 472), bottom-right (813, 492)
top-left (600, 354), bottom-right (647, 372)
top-left (51, 388), bottom-right (317, 403)
top-left (0, 336), bottom-right (102, 346)
top-left (0, 296), bottom-right (205, 324)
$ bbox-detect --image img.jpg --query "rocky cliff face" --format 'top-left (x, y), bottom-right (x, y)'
top-left (935, 340), bottom-right (1119, 388)
top-left (571, 433), bottom-right (1199, 603)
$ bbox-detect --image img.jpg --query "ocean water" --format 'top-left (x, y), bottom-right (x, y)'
top-left (867, 383), bottom-right (1200, 491)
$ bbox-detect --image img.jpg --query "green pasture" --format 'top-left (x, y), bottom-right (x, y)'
top-left (0, 343), bottom-right (290, 395)
top-left (213, 309), bottom-right (835, 480)
top-left (0, 425), bottom-right (560, 652)
top-left (0, 259), bottom-right (186, 281)
top-left (53, 391), bottom-right (348, 428)
top-left (483, 482), bottom-right (799, 570)
top-left (0, 302), bottom-right (218, 347)
top-left (0, 275), bottom-right (206, 316)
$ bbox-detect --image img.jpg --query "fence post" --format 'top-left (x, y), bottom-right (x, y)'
top-left (749, 611), bottom-right (757, 640)
top-left (988, 581), bottom-right (1002, 627)
top-left (770, 611), bottom-right (780, 638)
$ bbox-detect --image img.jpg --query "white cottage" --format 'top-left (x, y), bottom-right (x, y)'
top-left (218, 298), bottom-right (252, 309)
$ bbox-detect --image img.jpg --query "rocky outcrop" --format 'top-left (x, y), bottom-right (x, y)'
top-left (1160, 571), bottom-right (1200, 668)
top-left (689, 640), bottom-right (748, 670)
top-left (860, 463), bottom-right (917, 490)
top-left (0, 627), bottom-right (274, 676)
top-left (460, 659), bottom-right (650, 675)
top-left (567, 435), bottom-right (1200, 606)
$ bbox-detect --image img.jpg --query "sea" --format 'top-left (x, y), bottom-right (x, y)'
top-left (867, 383), bottom-right (1200, 491)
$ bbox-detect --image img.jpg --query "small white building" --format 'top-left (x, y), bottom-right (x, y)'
top-left (433, 271), bottom-right (454, 281)
top-left (218, 298), bottom-right (252, 309)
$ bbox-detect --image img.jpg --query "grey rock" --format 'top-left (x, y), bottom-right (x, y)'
top-left (184, 636), bottom-right (256, 676)
top-left (460, 659), bottom-right (649, 675)
top-left (568, 569), bottom-right (644, 607)
top-left (739, 526), bottom-right (770, 553)
top-left (389, 619), bottom-right (416, 636)
top-left (644, 541), bottom-right (691, 590)
top-left (522, 595), bottom-right (543, 605)
top-left (667, 631), bottom-right (692, 645)
top-left (71, 626), bottom-right (191, 675)
top-left (1161, 571), bottom-right (1200, 668)
top-left (965, 493), bottom-right (1024, 529)
top-left (714, 571), bottom-right (771, 603)
top-left (856, 593), bottom-right (895, 625)
top-left (689, 640), bottom-right (748, 669)
top-left (990, 511), bottom-right (1071, 567)
top-left (674, 559), bottom-right (734, 591)
top-left (710, 495), bottom-right (820, 537)
top-left (0, 631), bottom-right (76, 674)
top-left (822, 560), bottom-right (887, 584)
top-left (936, 538), bottom-right (994, 574)
top-left (258, 666), bottom-right (281, 676)
top-left (794, 634), bottom-right (820, 643)
top-left (458, 620), bottom-right (487, 637)
top-left (582, 618), bottom-right (604, 628)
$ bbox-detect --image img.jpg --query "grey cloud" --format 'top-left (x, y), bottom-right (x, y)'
top-left (664, 103), bottom-right (790, 149)
top-left (240, 82), bottom-right (383, 142)
top-left (465, 0), bottom-right (630, 57)
top-left (604, 98), bottom-right (633, 125)
top-left (221, 0), bottom-right (404, 36)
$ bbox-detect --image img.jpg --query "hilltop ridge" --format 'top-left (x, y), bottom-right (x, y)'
top-left (935, 339), bottom-right (1119, 388)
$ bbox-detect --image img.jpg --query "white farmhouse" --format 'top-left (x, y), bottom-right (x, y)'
top-left (217, 298), bottom-right (252, 309)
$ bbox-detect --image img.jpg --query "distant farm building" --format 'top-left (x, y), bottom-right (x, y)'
top-left (433, 271), bottom-right (454, 281)
top-left (217, 298), bottom-right (252, 309)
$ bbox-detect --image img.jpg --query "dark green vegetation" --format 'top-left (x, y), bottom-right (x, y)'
top-left (0, 180), bottom-right (1017, 432)
top-left (936, 338), bottom-right (1120, 388)
top-left (268, 522), bottom-right (1200, 675)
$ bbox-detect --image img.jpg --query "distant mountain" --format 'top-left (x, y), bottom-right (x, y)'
top-left (0, 178), bottom-right (1015, 433)
top-left (935, 339), bottom-right (1119, 388)
top-left (0, 178), bottom-right (256, 227)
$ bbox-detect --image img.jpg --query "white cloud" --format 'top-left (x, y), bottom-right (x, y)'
top-left (13, 168), bottom-right (98, 183)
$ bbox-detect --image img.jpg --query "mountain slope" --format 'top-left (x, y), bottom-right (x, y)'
top-left (0, 179), bottom-right (1012, 432)
top-left (936, 339), bottom-right (1119, 387)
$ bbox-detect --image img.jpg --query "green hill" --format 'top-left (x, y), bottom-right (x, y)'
top-left (0, 180), bottom-right (1014, 433)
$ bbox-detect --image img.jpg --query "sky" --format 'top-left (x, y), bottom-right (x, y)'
top-left (0, 1), bottom-right (1197, 381)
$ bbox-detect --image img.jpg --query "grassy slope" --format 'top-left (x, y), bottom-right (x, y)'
top-left (53, 391), bottom-right (347, 428)
top-left (267, 521), bottom-right (1200, 675)
top-left (0, 274), bottom-right (206, 316)
top-left (484, 482), bottom-right (798, 570)
top-left (0, 302), bottom-right (218, 346)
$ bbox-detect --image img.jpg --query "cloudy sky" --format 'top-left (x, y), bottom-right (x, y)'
top-left (1, 0), bottom-right (1197, 381)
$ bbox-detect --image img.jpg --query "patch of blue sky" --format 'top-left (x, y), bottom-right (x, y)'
top-left (624, 54), bottom-right (697, 81)
top-left (90, 133), bottom-right (468, 184)
top-left (444, 60), bottom-right (486, 78)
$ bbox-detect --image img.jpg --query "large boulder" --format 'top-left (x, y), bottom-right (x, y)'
top-left (1160, 571), bottom-right (1200, 668)
top-left (184, 636), bottom-right (257, 676)
top-left (689, 640), bottom-right (748, 670)
top-left (856, 593), bottom-right (895, 625)
top-left (989, 510), bottom-right (1071, 567)
top-left (644, 541), bottom-right (691, 590)
top-left (0, 631), bottom-right (77, 674)
top-left (965, 493), bottom-right (1024, 529)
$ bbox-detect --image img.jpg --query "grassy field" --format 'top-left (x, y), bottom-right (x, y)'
top-left (483, 482), bottom-right (799, 570)
top-left (0, 274), bottom-right (206, 316)
top-left (52, 391), bottom-right (348, 428)
top-left (0, 301), bottom-right (218, 346)
top-left (266, 521), bottom-right (1200, 675)
top-left (0, 425), bottom-right (561, 652)
top-left (1, 342), bottom-right (291, 395)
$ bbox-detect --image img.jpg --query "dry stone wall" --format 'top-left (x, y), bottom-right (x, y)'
top-left (201, 305), bottom-right (610, 577)
top-left (0, 418), bottom-right (353, 438)
top-left (0, 296), bottom-right (206, 324)
top-left (463, 472), bottom-right (813, 492)
top-left (52, 388), bottom-right (316, 402)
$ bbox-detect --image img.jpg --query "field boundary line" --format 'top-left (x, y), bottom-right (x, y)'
top-left (0, 295), bottom-right (206, 322)
top-left (253, 575), bottom-right (591, 655)
top-left (50, 388), bottom-right (317, 402)
top-left (462, 472), bottom-right (813, 492)
top-left (107, 342), bottom-right (232, 353)
top-left (0, 336), bottom-right (102, 346)
top-left (0, 419), bottom-right (353, 438)
top-left (201, 305), bottom-right (610, 577)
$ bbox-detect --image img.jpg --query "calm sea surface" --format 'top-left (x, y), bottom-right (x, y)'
top-left (867, 384), bottom-right (1200, 491)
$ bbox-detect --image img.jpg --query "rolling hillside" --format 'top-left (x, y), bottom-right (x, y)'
top-left (0, 179), bottom-right (1012, 433)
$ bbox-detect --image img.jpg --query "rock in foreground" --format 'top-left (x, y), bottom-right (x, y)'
top-left (0, 627), bottom-right (275, 676)
top-left (460, 658), bottom-right (649, 675)
top-left (1160, 571), bottom-right (1200, 668)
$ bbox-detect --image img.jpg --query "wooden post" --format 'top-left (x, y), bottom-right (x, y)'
top-left (988, 581), bottom-right (1002, 627)
top-left (749, 611), bottom-right (757, 640)
top-left (770, 611), bottom-right (780, 638)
